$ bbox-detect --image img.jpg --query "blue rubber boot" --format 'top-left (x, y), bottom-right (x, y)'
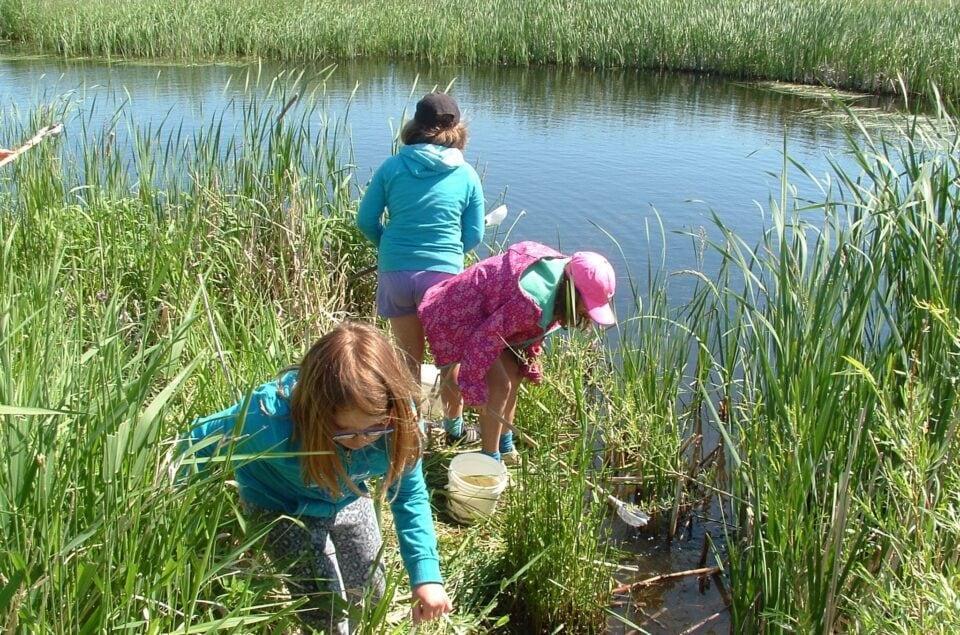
top-left (498, 431), bottom-right (515, 454)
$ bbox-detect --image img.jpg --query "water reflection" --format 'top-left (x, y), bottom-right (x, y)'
top-left (1, 55), bottom-right (881, 313)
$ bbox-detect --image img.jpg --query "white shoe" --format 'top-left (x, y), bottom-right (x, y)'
top-left (445, 424), bottom-right (480, 446)
top-left (501, 449), bottom-right (521, 466)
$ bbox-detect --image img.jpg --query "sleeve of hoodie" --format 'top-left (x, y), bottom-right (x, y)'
top-left (357, 163), bottom-right (387, 247)
top-left (177, 403), bottom-right (243, 478)
top-left (460, 168), bottom-right (485, 252)
top-left (182, 387), bottom-right (269, 466)
top-left (457, 299), bottom-right (541, 406)
top-left (387, 458), bottom-right (443, 587)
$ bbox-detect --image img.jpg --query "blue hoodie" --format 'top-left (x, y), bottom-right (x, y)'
top-left (185, 371), bottom-right (442, 588)
top-left (357, 144), bottom-right (485, 274)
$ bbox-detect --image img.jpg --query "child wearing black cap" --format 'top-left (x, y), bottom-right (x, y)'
top-left (357, 92), bottom-right (485, 445)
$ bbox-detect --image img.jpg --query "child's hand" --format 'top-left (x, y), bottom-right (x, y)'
top-left (411, 583), bottom-right (452, 623)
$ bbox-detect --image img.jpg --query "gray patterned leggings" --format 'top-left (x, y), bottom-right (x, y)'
top-left (245, 497), bottom-right (386, 634)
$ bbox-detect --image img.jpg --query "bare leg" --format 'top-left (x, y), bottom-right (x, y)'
top-left (478, 352), bottom-right (522, 455)
top-left (503, 362), bottom-right (520, 430)
top-left (439, 363), bottom-right (464, 421)
top-left (388, 315), bottom-right (425, 381)
top-left (501, 354), bottom-right (521, 443)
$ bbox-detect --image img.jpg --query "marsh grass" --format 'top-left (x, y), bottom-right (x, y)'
top-left (0, 74), bottom-right (626, 632)
top-left (496, 340), bottom-right (620, 632)
top-left (686, 105), bottom-right (960, 630)
top-left (570, 98), bottom-right (960, 631)
top-left (2, 1), bottom-right (960, 101)
top-left (0, 76), bottom-right (376, 631)
top-left (2, 71), bottom-right (959, 633)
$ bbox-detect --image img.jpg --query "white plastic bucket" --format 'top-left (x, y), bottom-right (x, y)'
top-left (446, 453), bottom-right (509, 524)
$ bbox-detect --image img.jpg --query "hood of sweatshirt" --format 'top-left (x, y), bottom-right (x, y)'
top-left (399, 143), bottom-right (465, 178)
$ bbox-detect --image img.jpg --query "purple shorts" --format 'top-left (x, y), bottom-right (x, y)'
top-left (376, 270), bottom-right (454, 318)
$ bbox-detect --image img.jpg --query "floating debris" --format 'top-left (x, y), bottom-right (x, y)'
top-left (750, 81), bottom-right (872, 102)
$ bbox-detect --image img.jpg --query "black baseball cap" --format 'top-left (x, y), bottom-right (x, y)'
top-left (414, 92), bottom-right (461, 128)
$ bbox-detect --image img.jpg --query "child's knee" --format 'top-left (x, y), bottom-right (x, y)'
top-left (487, 374), bottom-right (514, 405)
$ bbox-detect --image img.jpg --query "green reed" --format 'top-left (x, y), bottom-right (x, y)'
top-left (495, 340), bottom-right (619, 632)
top-left (3, 1), bottom-right (959, 101)
top-left (2, 71), bottom-right (958, 633)
top-left (0, 76), bottom-right (411, 631)
top-left (0, 82), bottom-right (364, 631)
top-left (578, 100), bottom-right (960, 631)
top-left (689, 107), bottom-right (960, 630)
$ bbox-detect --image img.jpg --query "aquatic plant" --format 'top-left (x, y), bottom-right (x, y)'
top-left (2, 72), bottom-right (958, 633)
top-left (2, 0), bottom-right (959, 101)
top-left (688, 105), bottom-right (960, 630)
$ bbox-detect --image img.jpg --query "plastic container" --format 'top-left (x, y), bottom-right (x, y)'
top-left (419, 363), bottom-right (443, 420)
top-left (446, 452), bottom-right (509, 524)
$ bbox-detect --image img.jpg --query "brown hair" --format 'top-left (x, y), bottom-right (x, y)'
top-left (287, 322), bottom-right (421, 499)
top-left (552, 275), bottom-right (589, 329)
top-left (400, 118), bottom-right (469, 150)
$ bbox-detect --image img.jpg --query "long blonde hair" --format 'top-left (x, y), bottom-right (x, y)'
top-left (400, 118), bottom-right (469, 150)
top-left (288, 322), bottom-right (421, 498)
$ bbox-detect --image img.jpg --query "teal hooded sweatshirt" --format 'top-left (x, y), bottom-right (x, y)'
top-left (186, 371), bottom-right (442, 587)
top-left (357, 143), bottom-right (485, 274)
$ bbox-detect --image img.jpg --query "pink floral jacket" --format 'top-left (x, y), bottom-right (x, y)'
top-left (418, 241), bottom-right (563, 406)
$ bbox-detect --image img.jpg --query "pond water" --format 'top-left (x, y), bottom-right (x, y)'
top-left (1, 56), bottom-right (892, 320)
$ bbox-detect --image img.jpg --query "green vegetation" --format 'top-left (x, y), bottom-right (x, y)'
top-left (0, 81), bottom-right (616, 632)
top-left (710, 119), bottom-right (960, 631)
top-left (0, 82), bottom-right (372, 632)
top-left (618, 111), bottom-right (960, 629)
top-left (2, 1), bottom-right (960, 101)
top-left (1, 73), bottom-right (958, 632)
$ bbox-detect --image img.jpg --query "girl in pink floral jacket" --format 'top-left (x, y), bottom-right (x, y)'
top-left (418, 241), bottom-right (616, 462)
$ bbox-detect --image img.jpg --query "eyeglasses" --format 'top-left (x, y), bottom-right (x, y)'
top-left (331, 425), bottom-right (395, 442)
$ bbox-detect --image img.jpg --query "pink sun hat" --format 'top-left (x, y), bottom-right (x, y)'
top-left (565, 251), bottom-right (617, 326)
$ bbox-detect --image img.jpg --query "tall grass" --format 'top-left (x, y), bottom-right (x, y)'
top-left (581, 100), bottom-right (960, 631)
top-left (692, 110), bottom-right (960, 630)
top-left (2, 1), bottom-right (960, 101)
top-left (0, 77), bottom-right (625, 632)
top-left (0, 78), bottom-right (377, 631)
top-left (497, 342), bottom-right (619, 632)
top-left (3, 72), bottom-right (959, 632)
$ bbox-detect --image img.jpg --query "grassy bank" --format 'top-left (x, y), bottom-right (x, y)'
top-left (2, 1), bottom-right (959, 101)
top-left (0, 82), bottom-right (618, 632)
top-left (1, 76), bottom-right (959, 632)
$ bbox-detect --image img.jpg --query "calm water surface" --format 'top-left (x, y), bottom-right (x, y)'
top-left (1, 56), bottom-right (889, 317)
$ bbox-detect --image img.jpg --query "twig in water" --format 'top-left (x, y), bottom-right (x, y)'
top-left (692, 513), bottom-right (737, 530)
top-left (637, 606), bottom-right (669, 630)
top-left (611, 566), bottom-right (721, 595)
top-left (679, 609), bottom-right (726, 634)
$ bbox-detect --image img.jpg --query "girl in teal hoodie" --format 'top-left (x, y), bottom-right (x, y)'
top-left (185, 322), bottom-right (451, 631)
top-left (357, 92), bottom-right (485, 446)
